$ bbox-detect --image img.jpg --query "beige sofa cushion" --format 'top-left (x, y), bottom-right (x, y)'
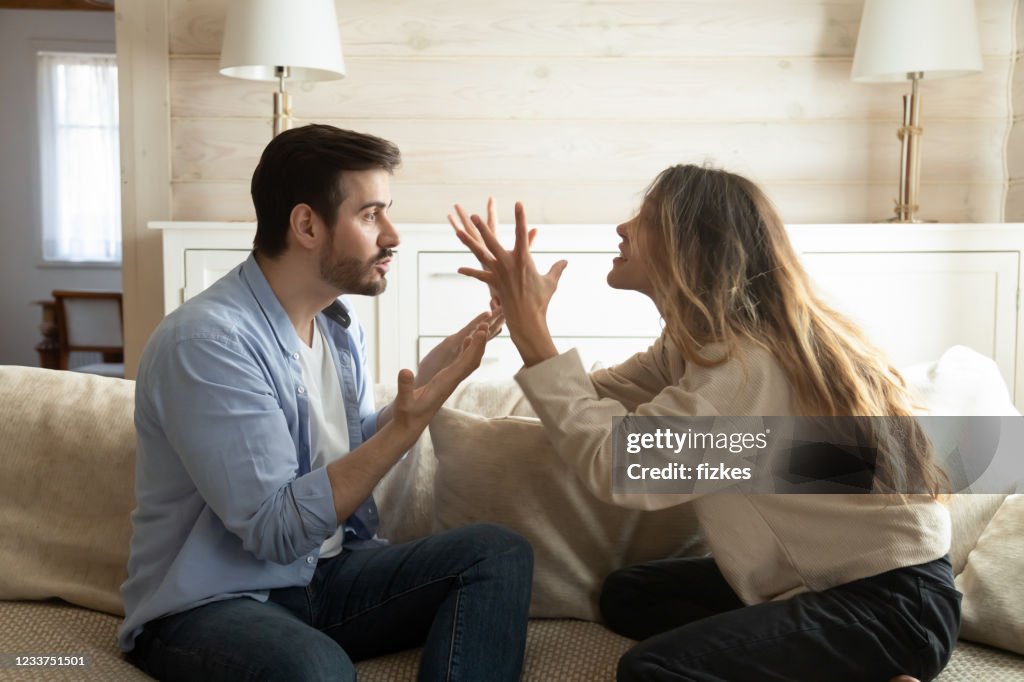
top-left (956, 495), bottom-right (1024, 655)
top-left (2, 598), bottom-right (1022, 682)
top-left (422, 374), bottom-right (1019, 625)
top-left (901, 347), bottom-right (1016, 575)
top-left (430, 408), bottom-right (704, 620)
top-left (373, 379), bottom-right (536, 544)
top-left (0, 366), bottom-right (135, 616)
top-left (948, 494), bottom-right (1009, 576)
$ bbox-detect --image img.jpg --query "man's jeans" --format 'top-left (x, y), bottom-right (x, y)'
top-left (128, 524), bottom-right (533, 682)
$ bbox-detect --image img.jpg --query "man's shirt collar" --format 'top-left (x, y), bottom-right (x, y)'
top-left (240, 252), bottom-right (351, 356)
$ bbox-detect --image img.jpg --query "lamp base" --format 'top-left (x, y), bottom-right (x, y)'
top-left (891, 73), bottom-right (924, 223)
top-left (273, 90), bottom-right (293, 137)
top-left (884, 217), bottom-right (935, 224)
top-left (272, 66), bottom-right (293, 138)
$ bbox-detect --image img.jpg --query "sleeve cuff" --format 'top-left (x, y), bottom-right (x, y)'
top-left (289, 466), bottom-right (338, 540)
top-left (515, 347), bottom-right (589, 390)
top-left (514, 348), bottom-right (599, 419)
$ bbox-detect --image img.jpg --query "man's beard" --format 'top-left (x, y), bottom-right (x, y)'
top-left (319, 247), bottom-right (389, 296)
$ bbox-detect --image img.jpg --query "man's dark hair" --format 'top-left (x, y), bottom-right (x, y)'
top-left (250, 124), bottom-right (401, 257)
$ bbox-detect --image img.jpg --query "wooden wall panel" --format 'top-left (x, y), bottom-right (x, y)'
top-left (1018, 0), bottom-right (1024, 57)
top-left (1011, 4), bottom-right (1023, 222)
top-left (0, 0), bottom-right (111, 9)
top-left (1016, 54), bottom-right (1024, 118)
top-left (172, 180), bottom-right (1005, 227)
top-left (171, 117), bottom-right (1006, 185)
top-left (170, 56), bottom-right (1009, 122)
top-left (167, 0), bottom-right (1017, 58)
top-left (1009, 119), bottom-right (1024, 180)
top-left (163, 0), bottom-right (1017, 240)
top-left (1008, 182), bottom-right (1024, 222)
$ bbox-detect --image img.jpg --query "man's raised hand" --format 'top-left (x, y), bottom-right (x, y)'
top-left (390, 321), bottom-right (489, 433)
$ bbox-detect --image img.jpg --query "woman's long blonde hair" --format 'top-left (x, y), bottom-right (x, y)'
top-left (637, 164), bottom-right (946, 496)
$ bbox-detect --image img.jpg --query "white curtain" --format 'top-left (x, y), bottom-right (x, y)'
top-left (37, 52), bottom-right (121, 263)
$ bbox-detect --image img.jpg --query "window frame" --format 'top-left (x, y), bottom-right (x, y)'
top-left (33, 39), bottom-right (121, 269)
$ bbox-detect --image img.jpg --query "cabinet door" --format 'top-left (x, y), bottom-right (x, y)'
top-left (418, 336), bottom-right (658, 382)
top-left (184, 250), bottom-right (250, 302)
top-left (800, 251), bottom-right (1018, 391)
top-left (418, 252), bottom-right (661, 337)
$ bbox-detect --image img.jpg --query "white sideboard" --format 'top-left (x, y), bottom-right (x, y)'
top-left (151, 221), bottom-right (1024, 411)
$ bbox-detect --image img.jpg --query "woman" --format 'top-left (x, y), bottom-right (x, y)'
top-left (448, 165), bottom-right (960, 682)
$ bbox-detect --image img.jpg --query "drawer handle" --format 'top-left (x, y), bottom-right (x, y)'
top-left (481, 356), bottom-right (500, 365)
top-left (427, 272), bottom-right (469, 279)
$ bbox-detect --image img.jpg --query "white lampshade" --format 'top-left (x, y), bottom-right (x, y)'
top-left (219, 0), bottom-right (346, 82)
top-left (851, 0), bottom-right (983, 83)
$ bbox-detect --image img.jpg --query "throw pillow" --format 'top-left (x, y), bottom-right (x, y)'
top-left (429, 407), bottom-right (703, 620)
top-left (0, 367), bottom-right (136, 616)
top-left (901, 346), bottom-right (1020, 575)
top-left (373, 378), bottom-right (536, 544)
top-left (955, 495), bottom-right (1024, 654)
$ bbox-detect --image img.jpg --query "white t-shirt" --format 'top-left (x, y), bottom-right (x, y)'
top-left (297, 320), bottom-right (350, 558)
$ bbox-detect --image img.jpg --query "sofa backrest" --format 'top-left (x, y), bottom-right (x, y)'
top-left (0, 365), bottom-right (1015, 639)
top-left (0, 366), bottom-right (136, 616)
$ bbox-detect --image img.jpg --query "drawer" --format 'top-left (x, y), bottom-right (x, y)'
top-left (800, 251), bottom-right (1017, 383)
top-left (418, 335), bottom-right (658, 383)
top-left (418, 252), bottom-right (662, 338)
top-left (184, 249), bottom-right (249, 302)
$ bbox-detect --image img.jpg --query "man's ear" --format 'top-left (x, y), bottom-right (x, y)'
top-left (288, 203), bottom-right (320, 251)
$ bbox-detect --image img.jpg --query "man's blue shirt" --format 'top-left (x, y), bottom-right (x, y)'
top-left (118, 253), bottom-right (380, 652)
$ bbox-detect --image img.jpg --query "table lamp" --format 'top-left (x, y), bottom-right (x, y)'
top-left (851, 0), bottom-right (983, 222)
top-left (219, 0), bottom-right (346, 137)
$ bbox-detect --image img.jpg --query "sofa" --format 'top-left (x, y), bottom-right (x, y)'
top-left (0, 356), bottom-right (1022, 681)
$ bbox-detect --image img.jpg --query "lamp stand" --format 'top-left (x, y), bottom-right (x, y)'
top-left (892, 71), bottom-right (924, 223)
top-left (272, 66), bottom-right (293, 137)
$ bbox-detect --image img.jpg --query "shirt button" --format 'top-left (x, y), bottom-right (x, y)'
top-left (297, 386), bottom-right (306, 394)
top-left (306, 556), bottom-right (315, 565)
top-left (292, 352), bottom-right (299, 360)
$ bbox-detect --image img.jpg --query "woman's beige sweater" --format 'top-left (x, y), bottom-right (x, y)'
top-left (514, 332), bottom-right (951, 604)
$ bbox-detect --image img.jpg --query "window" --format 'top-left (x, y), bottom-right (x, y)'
top-left (37, 51), bottom-right (121, 264)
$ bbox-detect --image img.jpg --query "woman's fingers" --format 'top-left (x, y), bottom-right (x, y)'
top-left (447, 205), bottom-right (473, 241)
top-left (450, 201), bottom-right (543, 307)
top-left (513, 201), bottom-right (530, 257)
top-left (546, 259), bottom-right (569, 284)
top-left (448, 204), bottom-right (490, 259)
top-left (487, 196), bottom-right (498, 230)
top-left (470, 213), bottom-right (509, 259)
top-left (446, 212), bottom-right (463, 234)
top-left (452, 222), bottom-right (496, 264)
top-left (454, 204), bottom-right (480, 240)
top-left (457, 266), bottom-right (495, 285)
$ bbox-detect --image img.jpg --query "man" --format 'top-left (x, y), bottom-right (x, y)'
top-left (118, 124), bottom-right (533, 681)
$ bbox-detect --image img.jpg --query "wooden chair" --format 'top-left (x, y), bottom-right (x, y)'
top-left (51, 290), bottom-right (124, 378)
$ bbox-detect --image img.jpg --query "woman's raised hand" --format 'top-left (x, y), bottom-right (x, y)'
top-left (447, 198), bottom-right (564, 367)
